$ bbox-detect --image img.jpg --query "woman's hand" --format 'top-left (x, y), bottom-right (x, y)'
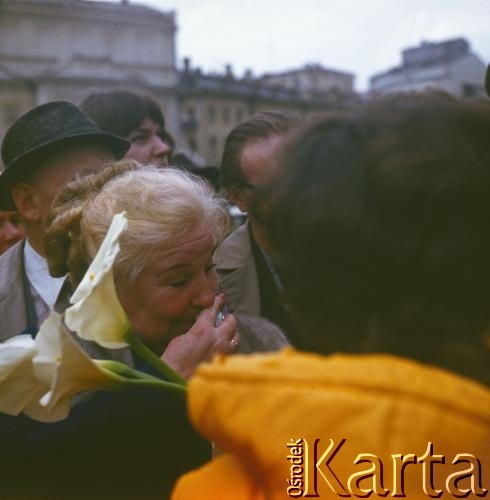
top-left (161, 294), bottom-right (239, 379)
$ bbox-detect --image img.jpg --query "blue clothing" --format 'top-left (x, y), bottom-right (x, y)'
top-left (0, 344), bottom-right (210, 499)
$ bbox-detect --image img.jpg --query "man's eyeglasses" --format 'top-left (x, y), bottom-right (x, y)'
top-left (239, 180), bottom-right (258, 191)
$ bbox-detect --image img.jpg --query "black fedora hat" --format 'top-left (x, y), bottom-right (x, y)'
top-left (0, 101), bottom-right (130, 210)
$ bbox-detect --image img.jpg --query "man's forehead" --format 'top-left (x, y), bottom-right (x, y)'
top-left (47, 143), bottom-right (113, 164)
top-left (38, 144), bottom-right (113, 177)
top-left (240, 134), bottom-right (285, 184)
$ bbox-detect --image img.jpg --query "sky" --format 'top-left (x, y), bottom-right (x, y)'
top-left (98, 0), bottom-right (489, 92)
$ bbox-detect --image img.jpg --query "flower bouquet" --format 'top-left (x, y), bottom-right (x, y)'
top-left (0, 212), bottom-right (185, 423)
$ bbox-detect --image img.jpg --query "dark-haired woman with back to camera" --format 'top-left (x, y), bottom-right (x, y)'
top-left (172, 92), bottom-right (490, 499)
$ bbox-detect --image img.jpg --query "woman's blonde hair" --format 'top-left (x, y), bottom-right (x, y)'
top-left (45, 159), bottom-right (229, 287)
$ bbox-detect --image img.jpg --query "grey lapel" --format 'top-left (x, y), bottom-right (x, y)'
top-left (0, 240), bottom-right (28, 340)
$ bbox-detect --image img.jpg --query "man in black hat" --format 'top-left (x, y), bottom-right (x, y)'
top-left (0, 101), bottom-right (129, 340)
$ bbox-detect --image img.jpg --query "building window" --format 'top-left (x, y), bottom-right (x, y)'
top-left (208, 135), bottom-right (217, 161)
top-left (462, 83), bottom-right (479, 97)
top-left (2, 103), bottom-right (21, 128)
top-left (189, 137), bottom-right (198, 153)
top-left (222, 106), bottom-right (230, 124)
top-left (208, 105), bottom-right (216, 123)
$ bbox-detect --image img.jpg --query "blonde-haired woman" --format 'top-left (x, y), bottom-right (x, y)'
top-left (1, 161), bottom-right (241, 500)
top-left (1, 160), bottom-right (288, 499)
top-left (45, 160), bottom-right (240, 377)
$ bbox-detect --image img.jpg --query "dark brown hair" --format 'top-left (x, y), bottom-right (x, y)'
top-left (219, 110), bottom-right (299, 191)
top-left (80, 89), bottom-right (174, 148)
top-left (260, 92), bottom-right (490, 383)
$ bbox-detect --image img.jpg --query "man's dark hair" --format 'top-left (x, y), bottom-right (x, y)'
top-left (260, 92), bottom-right (490, 383)
top-left (219, 111), bottom-right (299, 191)
top-left (80, 89), bottom-right (174, 147)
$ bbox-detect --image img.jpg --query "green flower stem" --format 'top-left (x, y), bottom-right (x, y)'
top-left (127, 333), bottom-right (186, 386)
top-left (124, 377), bottom-right (186, 396)
top-left (98, 360), bottom-right (186, 396)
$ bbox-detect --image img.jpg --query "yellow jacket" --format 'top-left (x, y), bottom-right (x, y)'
top-left (172, 349), bottom-right (490, 499)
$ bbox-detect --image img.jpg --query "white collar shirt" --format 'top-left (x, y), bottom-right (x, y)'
top-left (24, 239), bottom-right (65, 309)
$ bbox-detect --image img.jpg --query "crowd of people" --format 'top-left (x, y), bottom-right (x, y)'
top-left (0, 77), bottom-right (489, 499)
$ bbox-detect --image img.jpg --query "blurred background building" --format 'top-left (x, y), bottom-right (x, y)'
top-left (260, 64), bottom-right (354, 99)
top-left (1, 1), bottom-right (485, 167)
top-left (177, 59), bottom-right (357, 164)
top-left (0, 0), bottom-right (357, 166)
top-left (370, 38), bottom-right (487, 97)
top-left (0, 0), bottom-right (178, 146)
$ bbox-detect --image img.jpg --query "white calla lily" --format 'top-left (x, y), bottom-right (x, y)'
top-left (0, 335), bottom-right (47, 417)
top-left (63, 211), bottom-right (185, 385)
top-left (0, 312), bottom-right (185, 423)
top-left (30, 313), bottom-right (124, 422)
top-left (65, 212), bottom-right (131, 349)
top-left (0, 315), bottom-right (123, 422)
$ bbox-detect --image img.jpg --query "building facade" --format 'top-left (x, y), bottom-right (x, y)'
top-left (260, 63), bottom-right (355, 99)
top-left (370, 38), bottom-right (487, 97)
top-left (177, 61), bottom-right (357, 165)
top-left (0, 0), bottom-right (178, 145)
top-left (0, 0), bottom-right (358, 166)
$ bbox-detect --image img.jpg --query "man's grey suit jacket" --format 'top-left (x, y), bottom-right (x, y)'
top-left (0, 241), bottom-right (29, 341)
top-left (0, 240), bottom-right (133, 365)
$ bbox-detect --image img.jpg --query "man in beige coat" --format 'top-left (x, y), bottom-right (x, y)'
top-left (217, 111), bottom-right (302, 346)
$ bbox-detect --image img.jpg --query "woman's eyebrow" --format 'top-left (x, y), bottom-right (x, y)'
top-left (157, 263), bottom-right (191, 274)
top-left (154, 241), bottom-right (218, 274)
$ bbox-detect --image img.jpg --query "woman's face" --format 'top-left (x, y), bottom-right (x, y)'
top-left (118, 223), bottom-right (218, 354)
top-left (125, 117), bottom-right (172, 167)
